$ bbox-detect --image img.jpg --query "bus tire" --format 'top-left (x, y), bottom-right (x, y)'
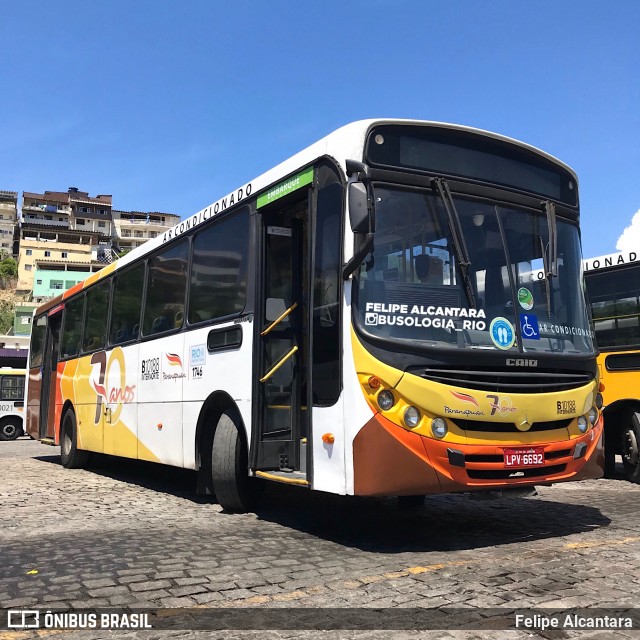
top-left (0, 417), bottom-right (23, 441)
top-left (211, 412), bottom-right (252, 512)
top-left (621, 412), bottom-right (640, 483)
top-left (60, 409), bottom-right (89, 469)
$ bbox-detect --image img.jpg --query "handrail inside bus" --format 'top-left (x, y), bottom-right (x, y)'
top-left (260, 346), bottom-right (298, 383)
top-left (261, 302), bottom-right (298, 337)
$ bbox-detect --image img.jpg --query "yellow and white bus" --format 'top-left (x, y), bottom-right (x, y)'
top-left (583, 250), bottom-right (640, 481)
top-left (0, 368), bottom-right (26, 441)
top-left (27, 119), bottom-right (603, 511)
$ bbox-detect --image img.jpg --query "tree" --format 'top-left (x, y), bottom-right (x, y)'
top-left (0, 257), bottom-right (17, 279)
top-left (0, 300), bottom-right (14, 334)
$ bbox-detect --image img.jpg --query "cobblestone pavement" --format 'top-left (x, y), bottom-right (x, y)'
top-left (1, 437), bottom-right (640, 639)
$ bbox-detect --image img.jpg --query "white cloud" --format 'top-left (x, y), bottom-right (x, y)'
top-left (616, 209), bottom-right (640, 252)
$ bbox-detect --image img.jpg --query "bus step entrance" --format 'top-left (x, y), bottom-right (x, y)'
top-left (255, 469), bottom-right (309, 486)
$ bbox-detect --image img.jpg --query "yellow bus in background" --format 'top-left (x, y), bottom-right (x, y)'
top-left (0, 368), bottom-right (26, 441)
top-left (584, 250), bottom-right (640, 481)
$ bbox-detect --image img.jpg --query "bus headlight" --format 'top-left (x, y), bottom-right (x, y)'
top-left (377, 390), bottom-right (395, 411)
top-left (595, 393), bottom-right (604, 409)
top-left (404, 406), bottom-right (421, 428)
top-left (588, 407), bottom-right (598, 425)
top-left (432, 417), bottom-right (448, 439)
top-left (577, 416), bottom-right (588, 433)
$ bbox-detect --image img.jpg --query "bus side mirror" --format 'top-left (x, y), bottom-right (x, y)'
top-left (349, 182), bottom-right (375, 234)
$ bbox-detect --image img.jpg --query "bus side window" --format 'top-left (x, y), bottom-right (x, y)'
top-left (61, 296), bottom-right (85, 359)
top-left (1, 376), bottom-right (24, 401)
top-left (83, 280), bottom-right (110, 352)
top-left (143, 240), bottom-right (189, 336)
top-left (110, 263), bottom-right (145, 346)
top-left (30, 316), bottom-right (47, 368)
top-left (312, 181), bottom-right (342, 406)
top-left (188, 210), bottom-right (249, 325)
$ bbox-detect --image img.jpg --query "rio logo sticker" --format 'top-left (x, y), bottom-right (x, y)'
top-left (90, 348), bottom-right (135, 425)
top-left (190, 344), bottom-right (206, 379)
top-left (489, 317), bottom-right (515, 350)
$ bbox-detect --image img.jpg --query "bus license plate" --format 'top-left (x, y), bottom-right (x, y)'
top-left (504, 447), bottom-right (544, 468)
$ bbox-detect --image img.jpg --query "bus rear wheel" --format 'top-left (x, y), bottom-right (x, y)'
top-left (211, 412), bottom-right (254, 513)
top-left (60, 409), bottom-right (89, 469)
top-left (621, 412), bottom-right (640, 483)
top-left (0, 417), bottom-right (23, 441)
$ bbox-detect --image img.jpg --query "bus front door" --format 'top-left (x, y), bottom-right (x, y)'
top-left (39, 310), bottom-right (62, 440)
top-left (254, 199), bottom-right (309, 477)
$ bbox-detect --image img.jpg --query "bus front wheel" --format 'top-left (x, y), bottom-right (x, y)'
top-left (60, 409), bottom-right (89, 469)
top-left (0, 417), bottom-right (23, 441)
top-left (211, 412), bottom-right (253, 513)
top-left (621, 412), bottom-right (640, 483)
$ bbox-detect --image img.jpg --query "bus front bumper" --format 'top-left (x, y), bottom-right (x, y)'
top-left (352, 414), bottom-right (604, 497)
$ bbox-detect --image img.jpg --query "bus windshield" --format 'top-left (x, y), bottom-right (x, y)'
top-left (355, 186), bottom-right (594, 355)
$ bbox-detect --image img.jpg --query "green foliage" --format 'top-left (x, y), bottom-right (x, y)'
top-left (0, 300), bottom-right (14, 334)
top-left (0, 257), bottom-right (17, 279)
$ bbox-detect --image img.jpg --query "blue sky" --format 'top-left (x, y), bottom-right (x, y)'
top-left (1, 0), bottom-right (638, 259)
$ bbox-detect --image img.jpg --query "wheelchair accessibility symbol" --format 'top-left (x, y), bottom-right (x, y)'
top-left (520, 314), bottom-right (540, 340)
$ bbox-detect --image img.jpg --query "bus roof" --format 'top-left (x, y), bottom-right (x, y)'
top-left (34, 118), bottom-right (577, 316)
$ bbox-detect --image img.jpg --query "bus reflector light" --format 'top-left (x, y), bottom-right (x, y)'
top-left (368, 376), bottom-right (381, 389)
top-left (599, 382), bottom-right (605, 392)
top-left (322, 433), bottom-right (335, 444)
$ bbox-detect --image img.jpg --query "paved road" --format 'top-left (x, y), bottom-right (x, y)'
top-left (1, 437), bottom-right (640, 638)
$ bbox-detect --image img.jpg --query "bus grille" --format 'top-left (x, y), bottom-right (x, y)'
top-left (451, 419), bottom-right (572, 433)
top-left (420, 367), bottom-right (594, 393)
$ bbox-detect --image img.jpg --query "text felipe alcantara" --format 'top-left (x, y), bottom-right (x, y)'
top-left (515, 613), bottom-right (633, 630)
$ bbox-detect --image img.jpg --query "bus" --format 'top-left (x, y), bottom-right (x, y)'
top-left (26, 119), bottom-right (604, 511)
top-left (0, 368), bottom-right (26, 441)
top-left (583, 249), bottom-right (640, 481)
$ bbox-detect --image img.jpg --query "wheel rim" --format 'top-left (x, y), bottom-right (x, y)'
top-left (62, 421), bottom-right (72, 456)
top-left (2, 424), bottom-right (16, 438)
top-left (623, 428), bottom-right (639, 466)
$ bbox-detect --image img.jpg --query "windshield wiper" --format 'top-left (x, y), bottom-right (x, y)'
top-left (539, 237), bottom-right (552, 318)
top-left (542, 200), bottom-right (558, 278)
top-left (432, 177), bottom-right (476, 308)
top-left (540, 200), bottom-right (558, 319)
